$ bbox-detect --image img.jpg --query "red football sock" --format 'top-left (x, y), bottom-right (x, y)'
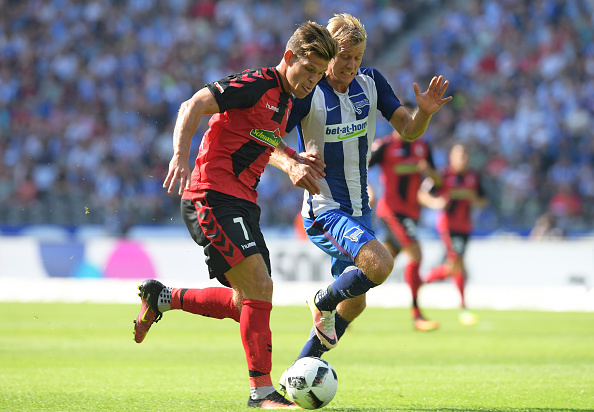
top-left (171, 287), bottom-right (240, 322)
top-left (404, 261), bottom-right (422, 311)
top-left (452, 271), bottom-right (466, 309)
top-left (241, 299), bottom-right (273, 388)
top-left (424, 264), bottom-right (450, 283)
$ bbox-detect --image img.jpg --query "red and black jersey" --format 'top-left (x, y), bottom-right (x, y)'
top-left (434, 166), bottom-right (485, 234)
top-left (369, 135), bottom-right (434, 220)
top-left (186, 67), bottom-right (293, 203)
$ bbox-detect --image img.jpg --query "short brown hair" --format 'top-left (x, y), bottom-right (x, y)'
top-left (327, 13), bottom-right (367, 48)
top-left (286, 21), bottom-right (339, 62)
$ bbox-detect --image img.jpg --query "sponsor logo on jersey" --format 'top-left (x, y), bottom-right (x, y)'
top-left (449, 188), bottom-right (474, 200)
top-left (266, 102), bottom-right (279, 112)
top-left (250, 128), bottom-right (282, 147)
top-left (325, 119), bottom-right (368, 141)
top-left (394, 163), bottom-right (421, 175)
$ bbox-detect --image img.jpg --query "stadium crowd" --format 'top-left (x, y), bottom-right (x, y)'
top-left (0, 0), bottom-right (592, 236)
top-left (386, 0), bottom-right (594, 237)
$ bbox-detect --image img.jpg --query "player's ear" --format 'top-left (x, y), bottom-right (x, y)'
top-left (284, 50), bottom-right (296, 65)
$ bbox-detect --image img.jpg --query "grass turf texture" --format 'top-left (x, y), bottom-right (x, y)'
top-left (1, 303), bottom-right (592, 411)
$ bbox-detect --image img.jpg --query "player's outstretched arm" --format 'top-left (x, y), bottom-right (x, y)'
top-left (163, 88), bottom-right (219, 195)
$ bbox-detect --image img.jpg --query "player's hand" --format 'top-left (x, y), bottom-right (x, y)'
top-left (288, 160), bottom-right (324, 195)
top-left (414, 75), bottom-right (453, 115)
top-left (163, 155), bottom-right (192, 196)
top-left (296, 151), bottom-right (326, 178)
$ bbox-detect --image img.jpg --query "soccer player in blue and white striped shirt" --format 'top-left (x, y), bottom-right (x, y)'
top-left (273, 13), bottom-right (452, 358)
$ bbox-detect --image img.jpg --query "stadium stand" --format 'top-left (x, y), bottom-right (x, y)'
top-left (0, 0), bottom-right (592, 237)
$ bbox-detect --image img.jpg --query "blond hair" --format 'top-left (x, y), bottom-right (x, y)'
top-left (286, 21), bottom-right (339, 62)
top-left (327, 13), bottom-right (367, 48)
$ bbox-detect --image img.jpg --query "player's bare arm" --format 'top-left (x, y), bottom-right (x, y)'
top-left (270, 142), bottom-right (326, 195)
top-left (417, 190), bottom-right (448, 210)
top-left (163, 88), bottom-right (220, 195)
top-left (417, 177), bottom-right (448, 210)
top-left (389, 75), bottom-right (452, 142)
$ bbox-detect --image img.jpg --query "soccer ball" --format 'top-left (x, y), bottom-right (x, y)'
top-left (284, 357), bottom-right (338, 409)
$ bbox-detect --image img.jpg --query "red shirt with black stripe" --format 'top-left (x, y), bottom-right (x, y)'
top-left (369, 135), bottom-right (435, 220)
top-left (435, 166), bottom-right (485, 234)
top-left (186, 67), bottom-right (293, 203)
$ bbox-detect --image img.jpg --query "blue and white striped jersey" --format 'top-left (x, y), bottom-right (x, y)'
top-left (286, 67), bottom-right (402, 218)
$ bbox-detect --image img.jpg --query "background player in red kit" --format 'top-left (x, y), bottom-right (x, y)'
top-left (418, 142), bottom-right (488, 326)
top-left (132, 21), bottom-right (338, 409)
top-left (368, 103), bottom-right (442, 331)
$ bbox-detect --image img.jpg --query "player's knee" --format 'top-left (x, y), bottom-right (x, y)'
top-left (356, 240), bottom-right (394, 284)
top-left (253, 275), bottom-right (274, 299)
top-left (238, 272), bottom-right (273, 301)
top-left (362, 254), bottom-right (393, 285)
top-left (374, 254), bottom-right (394, 284)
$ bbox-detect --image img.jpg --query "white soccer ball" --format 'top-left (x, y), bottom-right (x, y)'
top-left (284, 357), bottom-right (338, 409)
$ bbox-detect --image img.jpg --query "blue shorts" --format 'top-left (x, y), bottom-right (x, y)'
top-left (303, 210), bottom-right (376, 278)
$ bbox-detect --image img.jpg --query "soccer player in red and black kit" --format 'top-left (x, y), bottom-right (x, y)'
top-left (132, 22), bottom-right (338, 409)
top-left (418, 142), bottom-right (488, 326)
top-left (368, 104), bottom-right (442, 331)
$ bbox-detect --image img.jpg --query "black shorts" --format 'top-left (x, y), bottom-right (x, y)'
top-left (181, 190), bottom-right (271, 287)
top-left (379, 212), bottom-right (418, 253)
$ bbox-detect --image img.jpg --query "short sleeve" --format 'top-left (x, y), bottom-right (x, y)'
top-left (206, 67), bottom-right (276, 112)
top-left (360, 68), bottom-right (402, 121)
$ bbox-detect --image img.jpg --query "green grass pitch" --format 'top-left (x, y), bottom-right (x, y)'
top-left (1, 302), bottom-right (592, 411)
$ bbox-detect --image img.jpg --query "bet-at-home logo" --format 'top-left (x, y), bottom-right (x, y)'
top-left (250, 128), bottom-right (282, 147)
top-left (325, 119), bottom-right (367, 142)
